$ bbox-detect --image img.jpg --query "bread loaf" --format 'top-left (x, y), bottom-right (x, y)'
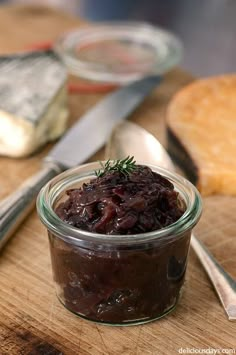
top-left (166, 75), bottom-right (236, 196)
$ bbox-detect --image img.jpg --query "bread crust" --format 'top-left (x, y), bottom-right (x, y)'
top-left (166, 75), bottom-right (236, 196)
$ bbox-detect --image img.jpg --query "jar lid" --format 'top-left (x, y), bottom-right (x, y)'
top-left (54, 22), bottom-right (183, 85)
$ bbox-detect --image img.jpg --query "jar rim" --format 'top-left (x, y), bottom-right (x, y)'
top-left (54, 21), bottom-right (183, 84)
top-left (37, 162), bottom-right (202, 246)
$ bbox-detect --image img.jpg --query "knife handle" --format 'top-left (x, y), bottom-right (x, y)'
top-left (0, 163), bottom-right (61, 251)
top-left (191, 233), bottom-right (236, 321)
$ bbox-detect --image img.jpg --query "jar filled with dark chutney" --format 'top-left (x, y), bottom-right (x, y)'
top-left (37, 160), bottom-right (202, 325)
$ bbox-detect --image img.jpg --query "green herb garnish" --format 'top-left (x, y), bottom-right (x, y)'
top-left (95, 156), bottom-right (137, 177)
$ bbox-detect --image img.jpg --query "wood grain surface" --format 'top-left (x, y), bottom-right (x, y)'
top-left (0, 5), bottom-right (235, 355)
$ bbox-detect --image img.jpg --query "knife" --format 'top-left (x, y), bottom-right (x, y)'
top-left (0, 75), bottom-right (161, 250)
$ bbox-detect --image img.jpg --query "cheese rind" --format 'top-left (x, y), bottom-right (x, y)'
top-left (0, 50), bottom-right (69, 157)
top-left (0, 86), bottom-right (68, 157)
top-left (166, 75), bottom-right (236, 196)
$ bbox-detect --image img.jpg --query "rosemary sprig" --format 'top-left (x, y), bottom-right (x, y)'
top-left (95, 156), bottom-right (137, 177)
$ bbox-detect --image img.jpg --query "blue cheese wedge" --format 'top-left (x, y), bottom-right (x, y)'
top-left (0, 50), bottom-right (69, 157)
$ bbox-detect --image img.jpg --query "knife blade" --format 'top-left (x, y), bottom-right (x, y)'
top-left (46, 76), bottom-right (161, 168)
top-left (0, 75), bottom-right (161, 250)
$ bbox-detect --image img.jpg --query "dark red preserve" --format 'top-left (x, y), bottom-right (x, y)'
top-left (56, 165), bottom-right (185, 235)
top-left (37, 162), bottom-right (202, 325)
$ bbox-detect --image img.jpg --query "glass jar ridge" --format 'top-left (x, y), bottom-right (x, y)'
top-left (37, 162), bottom-right (202, 325)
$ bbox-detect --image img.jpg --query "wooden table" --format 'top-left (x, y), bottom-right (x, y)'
top-left (0, 5), bottom-right (235, 355)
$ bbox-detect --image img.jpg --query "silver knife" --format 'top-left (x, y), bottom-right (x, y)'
top-left (0, 75), bottom-right (161, 250)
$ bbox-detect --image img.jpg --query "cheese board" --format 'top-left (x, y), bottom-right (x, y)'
top-left (0, 5), bottom-right (235, 354)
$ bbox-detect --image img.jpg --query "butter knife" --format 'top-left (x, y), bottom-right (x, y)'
top-left (0, 76), bottom-right (161, 250)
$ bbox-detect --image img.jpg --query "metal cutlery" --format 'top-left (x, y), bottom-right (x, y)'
top-left (0, 76), bottom-right (161, 250)
top-left (105, 120), bottom-right (236, 321)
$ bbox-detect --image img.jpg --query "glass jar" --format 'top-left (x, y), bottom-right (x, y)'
top-left (37, 162), bottom-right (202, 326)
top-left (54, 22), bottom-right (183, 85)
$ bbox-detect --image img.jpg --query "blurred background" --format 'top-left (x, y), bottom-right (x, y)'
top-left (3, 0), bottom-right (236, 76)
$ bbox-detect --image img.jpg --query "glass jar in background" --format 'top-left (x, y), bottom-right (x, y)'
top-left (37, 162), bottom-right (202, 325)
top-left (54, 22), bottom-right (183, 85)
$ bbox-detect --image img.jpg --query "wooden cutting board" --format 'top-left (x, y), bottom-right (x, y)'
top-left (0, 5), bottom-right (235, 355)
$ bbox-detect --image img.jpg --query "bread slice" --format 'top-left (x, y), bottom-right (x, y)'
top-left (166, 75), bottom-right (236, 196)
